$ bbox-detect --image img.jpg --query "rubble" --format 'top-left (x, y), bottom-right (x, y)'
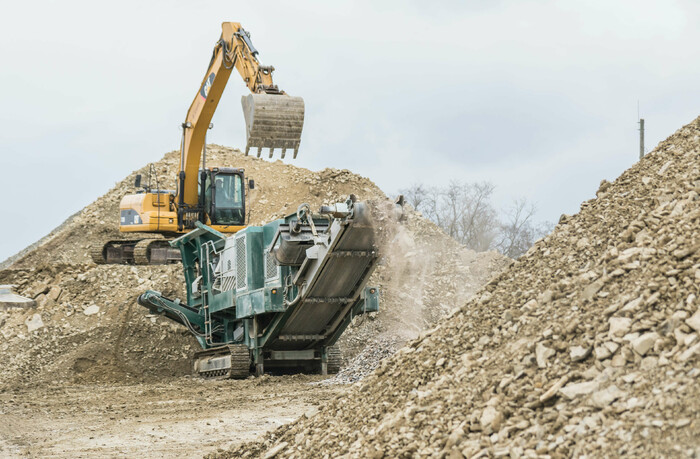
top-left (82, 305), bottom-right (100, 316)
top-left (320, 337), bottom-right (402, 385)
top-left (217, 117), bottom-right (700, 458)
top-left (0, 145), bottom-right (506, 388)
top-left (25, 314), bottom-right (44, 333)
top-left (686, 310), bottom-right (700, 332)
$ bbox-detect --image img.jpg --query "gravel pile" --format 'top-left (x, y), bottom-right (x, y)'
top-left (322, 336), bottom-right (403, 385)
top-left (0, 146), bottom-right (506, 388)
top-left (4, 146), bottom-right (388, 269)
top-left (216, 118), bottom-right (700, 458)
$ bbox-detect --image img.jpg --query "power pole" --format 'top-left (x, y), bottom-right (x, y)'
top-left (639, 118), bottom-right (645, 159)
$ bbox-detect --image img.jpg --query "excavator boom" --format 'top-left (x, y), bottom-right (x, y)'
top-left (179, 22), bottom-right (304, 209)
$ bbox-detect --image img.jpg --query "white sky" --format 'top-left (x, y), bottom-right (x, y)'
top-left (1, 0), bottom-right (699, 262)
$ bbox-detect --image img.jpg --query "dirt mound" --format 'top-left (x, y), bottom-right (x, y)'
top-left (0, 263), bottom-right (193, 385)
top-left (5, 145), bottom-right (386, 269)
top-left (218, 118), bottom-right (700, 458)
top-left (0, 146), bottom-right (505, 388)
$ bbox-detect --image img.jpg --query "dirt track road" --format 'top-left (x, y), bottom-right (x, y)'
top-left (0, 375), bottom-right (344, 458)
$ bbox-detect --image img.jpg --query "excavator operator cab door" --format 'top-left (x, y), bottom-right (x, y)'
top-left (202, 169), bottom-right (245, 226)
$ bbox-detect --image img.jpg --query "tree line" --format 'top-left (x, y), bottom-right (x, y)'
top-left (400, 181), bottom-right (552, 258)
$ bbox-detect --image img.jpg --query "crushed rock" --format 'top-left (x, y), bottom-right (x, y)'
top-left (320, 337), bottom-right (403, 385)
top-left (214, 117), bottom-right (700, 458)
top-left (24, 314), bottom-right (44, 333)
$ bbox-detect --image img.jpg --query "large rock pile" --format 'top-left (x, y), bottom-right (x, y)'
top-left (2, 146), bottom-right (388, 270)
top-left (0, 146), bottom-right (505, 388)
top-left (218, 118), bottom-right (700, 458)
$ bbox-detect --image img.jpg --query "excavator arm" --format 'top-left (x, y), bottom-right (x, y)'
top-left (223, 26), bottom-right (278, 94)
top-left (178, 22), bottom-right (304, 214)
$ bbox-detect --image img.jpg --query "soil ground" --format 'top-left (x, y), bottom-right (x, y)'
top-left (0, 375), bottom-right (343, 458)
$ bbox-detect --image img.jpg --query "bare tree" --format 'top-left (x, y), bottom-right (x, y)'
top-left (401, 183), bottom-right (426, 212)
top-left (401, 181), bottom-right (498, 252)
top-left (458, 182), bottom-right (498, 252)
top-left (495, 199), bottom-right (552, 258)
top-left (399, 182), bottom-right (551, 258)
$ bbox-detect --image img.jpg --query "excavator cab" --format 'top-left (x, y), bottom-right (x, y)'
top-left (200, 168), bottom-right (246, 227)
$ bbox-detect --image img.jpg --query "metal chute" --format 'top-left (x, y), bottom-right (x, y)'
top-left (241, 93), bottom-right (305, 159)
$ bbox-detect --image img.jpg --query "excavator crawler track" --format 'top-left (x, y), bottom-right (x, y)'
top-left (90, 240), bottom-right (138, 265)
top-left (133, 239), bottom-right (154, 265)
top-left (91, 239), bottom-right (180, 265)
top-left (133, 239), bottom-right (179, 265)
top-left (89, 245), bottom-right (107, 265)
top-left (194, 344), bottom-right (251, 379)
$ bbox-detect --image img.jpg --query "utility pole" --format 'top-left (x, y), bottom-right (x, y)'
top-left (639, 118), bottom-right (645, 159)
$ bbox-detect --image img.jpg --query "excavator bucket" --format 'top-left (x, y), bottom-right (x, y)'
top-left (241, 94), bottom-right (305, 159)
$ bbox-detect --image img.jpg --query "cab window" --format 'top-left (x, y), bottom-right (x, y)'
top-left (212, 174), bottom-right (244, 225)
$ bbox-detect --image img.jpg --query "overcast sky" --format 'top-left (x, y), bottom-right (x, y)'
top-left (1, 0), bottom-right (699, 262)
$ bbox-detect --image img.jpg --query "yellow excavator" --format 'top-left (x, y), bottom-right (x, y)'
top-left (91, 22), bottom-right (304, 265)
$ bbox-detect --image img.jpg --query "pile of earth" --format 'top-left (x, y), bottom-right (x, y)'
top-left (0, 146), bottom-right (506, 388)
top-left (2, 145), bottom-right (388, 270)
top-left (217, 118), bottom-right (700, 459)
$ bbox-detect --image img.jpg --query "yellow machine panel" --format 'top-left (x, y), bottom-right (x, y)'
top-left (119, 193), bottom-right (178, 233)
top-left (119, 191), bottom-right (246, 236)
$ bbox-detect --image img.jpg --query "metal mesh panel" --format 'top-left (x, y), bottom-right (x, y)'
top-left (236, 236), bottom-right (247, 290)
top-left (265, 251), bottom-right (278, 280)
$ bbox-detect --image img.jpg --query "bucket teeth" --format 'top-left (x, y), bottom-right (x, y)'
top-left (241, 93), bottom-right (305, 159)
